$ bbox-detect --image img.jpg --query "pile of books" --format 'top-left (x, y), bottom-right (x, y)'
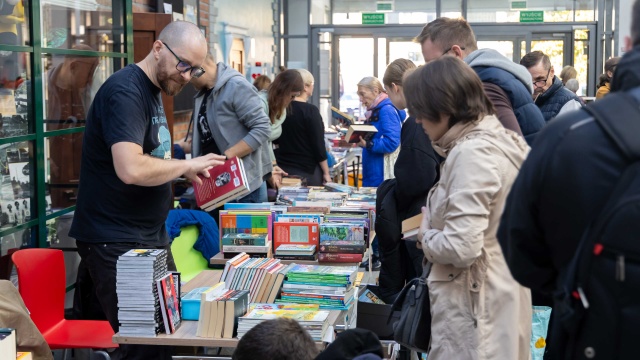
top-left (116, 249), bottom-right (168, 336)
top-left (221, 253), bottom-right (292, 302)
top-left (275, 244), bottom-right (317, 261)
top-left (196, 287), bottom-right (250, 338)
top-left (277, 264), bottom-right (358, 310)
top-left (221, 233), bottom-right (272, 258)
top-left (219, 210), bottom-right (272, 258)
top-left (237, 303), bottom-right (330, 341)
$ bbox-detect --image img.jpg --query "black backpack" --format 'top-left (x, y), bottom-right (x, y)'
top-left (553, 87), bottom-right (640, 359)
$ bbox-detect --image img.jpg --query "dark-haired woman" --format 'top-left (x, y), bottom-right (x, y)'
top-left (405, 56), bottom-right (532, 359)
top-left (258, 69), bottom-right (305, 188)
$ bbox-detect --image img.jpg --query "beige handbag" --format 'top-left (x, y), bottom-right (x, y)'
top-left (383, 145), bottom-right (400, 180)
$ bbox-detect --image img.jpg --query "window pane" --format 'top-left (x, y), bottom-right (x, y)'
top-left (41, 0), bottom-right (125, 53)
top-left (0, 0), bottom-right (30, 46)
top-left (46, 134), bottom-right (80, 210)
top-left (0, 52), bottom-right (30, 138)
top-left (0, 140), bottom-right (34, 228)
top-left (43, 55), bottom-right (122, 130)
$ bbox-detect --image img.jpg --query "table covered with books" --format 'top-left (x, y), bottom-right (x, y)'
top-left (112, 270), bottom-right (346, 349)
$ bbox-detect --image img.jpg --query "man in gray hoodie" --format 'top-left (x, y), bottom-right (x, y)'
top-left (416, 17), bottom-right (546, 145)
top-left (190, 53), bottom-right (272, 203)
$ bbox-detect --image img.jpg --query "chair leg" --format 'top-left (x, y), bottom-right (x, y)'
top-left (92, 350), bottom-right (111, 360)
top-left (62, 349), bottom-right (69, 360)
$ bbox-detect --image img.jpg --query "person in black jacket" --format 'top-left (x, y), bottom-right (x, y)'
top-left (374, 59), bottom-right (440, 302)
top-left (497, 2), bottom-right (640, 357)
top-left (274, 69), bottom-right (331, 186)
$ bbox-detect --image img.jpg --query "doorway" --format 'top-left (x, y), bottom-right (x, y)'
top-left (310, 22), bottom-right (597, 124)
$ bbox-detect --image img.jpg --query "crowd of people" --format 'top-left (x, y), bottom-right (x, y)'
top-left (56, 0), bottom-right (640, 358)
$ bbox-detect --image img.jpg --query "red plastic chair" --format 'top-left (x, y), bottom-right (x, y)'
top-left (12, 249), bottom-right (117, 356)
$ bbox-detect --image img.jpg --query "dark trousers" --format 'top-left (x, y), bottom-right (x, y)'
top-left (76, 241), bottom-right (176, 360)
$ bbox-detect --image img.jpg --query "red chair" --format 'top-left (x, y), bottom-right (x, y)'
top-left (12, 249), bottom-right (117, 358)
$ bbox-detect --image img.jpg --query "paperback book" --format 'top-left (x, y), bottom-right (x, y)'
top-left (193, 156), bottom-right (250, 211)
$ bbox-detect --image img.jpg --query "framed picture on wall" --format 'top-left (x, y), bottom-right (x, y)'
top-left (183, 0), bottom-right (198, 25)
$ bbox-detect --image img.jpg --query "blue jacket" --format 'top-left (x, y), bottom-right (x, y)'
top-left (166, 209), bottom-right (220, 261)
top-left (362, 98), bottom-right (403, 187)
top-left (465, 49), bottom-right (545, 145)
top-left (536, 76), bottom-right (583, 121)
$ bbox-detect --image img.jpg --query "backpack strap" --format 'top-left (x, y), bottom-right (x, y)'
top-left (584, 87), bottom-right (640, 160)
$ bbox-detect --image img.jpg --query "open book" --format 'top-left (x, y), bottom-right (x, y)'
top-left (331, 106), bottom-right (354, 126)
top-left (345, 124), bottom-right (378, 143)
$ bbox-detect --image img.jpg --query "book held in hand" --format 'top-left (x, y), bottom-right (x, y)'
top-left (193, 156), bottom-right (250, 211)
top-left (345, 124), bottom-right (378, 143)
top-left (331, 106), bottom-right (354, 126)
top-left (401, 214), bottom-right (422, 241)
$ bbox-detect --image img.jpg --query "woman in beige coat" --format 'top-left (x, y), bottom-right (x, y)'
top-left (404, 57), bottom-right (532, 360)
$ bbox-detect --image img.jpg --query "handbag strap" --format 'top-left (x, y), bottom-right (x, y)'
top-left (421, 261), bottom-right (433, 280)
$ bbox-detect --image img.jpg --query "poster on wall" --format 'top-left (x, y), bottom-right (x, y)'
top-left (183, 0), bottom-right (198, 25)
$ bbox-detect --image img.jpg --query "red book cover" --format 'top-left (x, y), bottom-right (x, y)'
top-left (193, 157), bottom-right (250, 211)
top-left (318, 252), bottom-right (363, 263)
top-left (272, 222), bottom-right (319, 253)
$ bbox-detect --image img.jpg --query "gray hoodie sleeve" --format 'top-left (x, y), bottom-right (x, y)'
top-left (229, 80), bottom-right (271, 150)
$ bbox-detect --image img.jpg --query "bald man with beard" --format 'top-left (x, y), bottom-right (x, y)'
top-left (69, 21), bottom-right (224, 359)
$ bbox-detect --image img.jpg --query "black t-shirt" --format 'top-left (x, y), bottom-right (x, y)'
top-left (197, 88), bottom-right (221, 156)
top-left (69, 64), bottom-right (172, 245)
top-left (274, 101), bottom-right (327, 173)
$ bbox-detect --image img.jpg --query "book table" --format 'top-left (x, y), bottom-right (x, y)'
top-left (113, 270), bottom-right (343, 352)
top-left (209, 252), bottom-right (360, 267)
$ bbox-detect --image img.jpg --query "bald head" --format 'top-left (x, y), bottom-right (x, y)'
top-left (158, 21), bottom-right (206, 49)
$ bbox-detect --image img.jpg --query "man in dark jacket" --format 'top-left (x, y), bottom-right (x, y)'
top-left (497, 1), bottom-right (640, 357)
top-left (416, 17), bottom-right (545, 145)
top-left (520, 51), bottom-right (583, 122)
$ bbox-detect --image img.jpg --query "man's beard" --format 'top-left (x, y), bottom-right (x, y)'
top-left (157, 58), bottom-right (187, 96)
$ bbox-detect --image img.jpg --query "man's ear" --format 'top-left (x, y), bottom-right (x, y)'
top-left (152, 40), bottom-right (163, 60)
top-left (550, 66), bottom-right (555, 77)
top-left (452, 45), bottom-right (465, 59)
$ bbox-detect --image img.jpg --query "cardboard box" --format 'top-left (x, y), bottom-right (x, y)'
top-left (356, 285), bottom-right (399, 340)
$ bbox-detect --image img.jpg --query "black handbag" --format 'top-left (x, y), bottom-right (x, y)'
top-left (389, 262), bottom-right (432, 353)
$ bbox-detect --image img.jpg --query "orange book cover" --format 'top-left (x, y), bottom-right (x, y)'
top-left (272, 222), bottom-right (319, 252)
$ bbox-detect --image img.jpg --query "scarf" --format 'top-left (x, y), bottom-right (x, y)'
top-left (364, 93), bottom-right (389, 120)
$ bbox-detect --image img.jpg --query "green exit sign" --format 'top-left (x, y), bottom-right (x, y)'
top-left (362, 13), bottom-right (385, 25)
top-left (520, 10), bottom-right (544, 23)
top-left (511, 1), bottom-right (527, 9)
top-left (377, 2), bottom-right (393, 11)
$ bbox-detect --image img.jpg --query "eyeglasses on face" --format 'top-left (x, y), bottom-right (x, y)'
top-left (441, 46), bottom-right (466, 57)
top-left (533, 68), bottom-right (551, 87)
top-left (161, 41), bottom-right (205, 78)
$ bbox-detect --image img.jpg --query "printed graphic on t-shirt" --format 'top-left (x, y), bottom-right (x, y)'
top-left (150, 105), bottom-right (172, 160)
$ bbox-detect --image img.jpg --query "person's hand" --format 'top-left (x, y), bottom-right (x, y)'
top-left (357, 136), bottom-right (367, 148)
top-left (323, 173), bottom-right (332, 184)
top-left (417, 205), bottom-right (431, 249)
top-left (183, 153), bottom-right (226, 185)
top-left (269, 165), bottom-right (288, 189)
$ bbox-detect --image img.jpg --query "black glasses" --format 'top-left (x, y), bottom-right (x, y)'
top-left (534, 68), bottom-right (551, 87)
top-left (161, 41), bottom-right (205, 78)
top-left (441, 46), bottom-right (465, 57)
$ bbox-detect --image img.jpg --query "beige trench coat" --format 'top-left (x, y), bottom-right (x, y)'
top-left (420, 115), bottom-right (532, 360)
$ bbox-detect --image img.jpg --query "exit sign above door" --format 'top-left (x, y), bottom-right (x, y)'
top-left (362, 13), bottom-right (385, 25)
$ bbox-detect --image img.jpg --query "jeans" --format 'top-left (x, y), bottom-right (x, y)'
top-left (236, 181), bottom-right (268, 203)
top-left (76, 241), bottom-right (175, 360)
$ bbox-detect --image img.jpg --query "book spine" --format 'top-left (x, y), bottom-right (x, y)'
top-left (221, 237), bottom-right (267, 246)
top-left (222, 245), bottom-right (270, 253)
top-left (319, 244), bottom-right (365, 254)
top-left (274, 254), bottom-right (318, 261)
top-left (318, 253), bottom-right (363, 263)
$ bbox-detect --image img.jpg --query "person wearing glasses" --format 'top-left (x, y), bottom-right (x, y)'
top-left (416, 17), bottom-right (544, 145)
top-left (189, 52), bottom-right (272, 204)
top-left (69, 21), bottom-right (223, 360)
top-left (520, 51), bottom-right (583, 122)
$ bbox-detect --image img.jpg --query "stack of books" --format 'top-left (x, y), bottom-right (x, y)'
top-left (237, 303), bottom-right (331, 341)
top-left (317, 222), bottom-right (366, 263)
top-left (221, 254), bottom-right (293, 303)
top-left (276, 186), bottom-right (311, 205)
top-left (196, 288), bottom-right (250, 338)
top-left (221, 233), bottom-right (272, 258)
top-left (116, 249), bottom-right (168, 336)
top-left (275, 244), bottom-right (318, 261)
top-left (278, 264), bottom-right (358, 310)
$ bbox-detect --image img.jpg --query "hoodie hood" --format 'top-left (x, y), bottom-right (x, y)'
top-left (212, 62), bottom-right (245, 93)
top-left (611, 46), bottom-right (640, 92)
top-left (465, 48), bottom-right (534, 94)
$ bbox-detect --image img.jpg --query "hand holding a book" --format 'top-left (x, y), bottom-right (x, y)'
top-left (268, 165), bottom-right (289, 189)
top-left (417, 205), bottom-right (432, 250)
top-left (357, 136), bottom-right (367, 148)
top-left (184, 153), bottom-right (226, 185)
